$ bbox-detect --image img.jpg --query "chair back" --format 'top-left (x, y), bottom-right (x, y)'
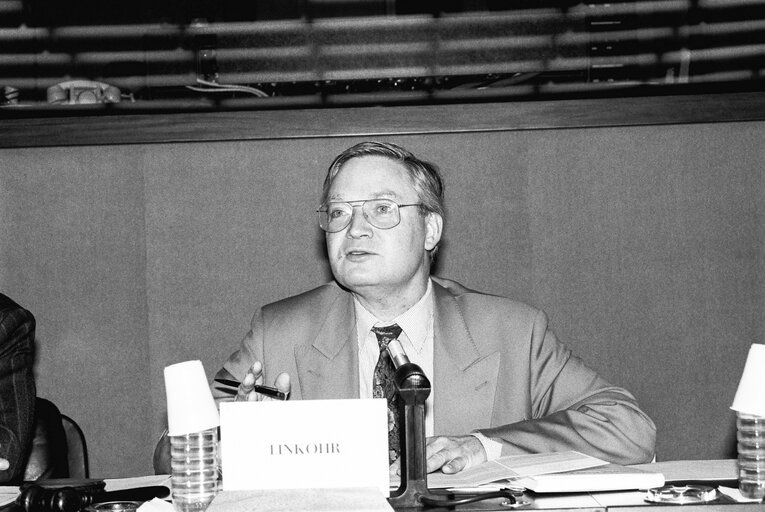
top-left (62, 412), bottom-right (89, 478)
top-left (22, 398), bottom-right (88, 481)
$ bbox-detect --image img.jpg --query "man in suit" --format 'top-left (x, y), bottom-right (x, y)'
top-left (210, 141), bottom-right (656, 475)
top-left (0, 293), bottom-right (36, 483)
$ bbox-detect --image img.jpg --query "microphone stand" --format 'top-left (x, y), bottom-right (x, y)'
top-left (385, 342), bottom-right (518, 510)
top-left (387, 360), bottom-right (434, 509)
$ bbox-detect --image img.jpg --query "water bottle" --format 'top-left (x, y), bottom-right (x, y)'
top-left (170, 427), bottom-right (220, 512)
top-left (737, 412), bottom-right (765, 500)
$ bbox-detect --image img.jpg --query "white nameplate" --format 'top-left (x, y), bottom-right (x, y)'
top-left (220, 398), bottom-right (389, 495)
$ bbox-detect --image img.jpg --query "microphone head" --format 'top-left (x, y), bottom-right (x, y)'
top-left (386, 338), bottom-right (410, 369)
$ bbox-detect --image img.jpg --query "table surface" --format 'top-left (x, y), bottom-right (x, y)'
top-left (405, 459), bottom-right (759, 512)
top-left (3, 460), bottom-right (762, 512)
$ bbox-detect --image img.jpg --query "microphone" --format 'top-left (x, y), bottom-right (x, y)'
top-left (386, 338), bottom-right (410, 369)
top-left (386, 338), bottom-right (427, 387)
top-left (385, 337), bottom-right (432, 508)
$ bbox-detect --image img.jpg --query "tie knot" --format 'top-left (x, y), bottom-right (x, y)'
top-left (372, 324), bottom-right (403, 350)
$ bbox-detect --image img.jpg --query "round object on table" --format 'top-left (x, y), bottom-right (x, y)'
top-left (89, 501), bottom-right (143, 512)
top-left (645, 484), bottom-right (719, 504)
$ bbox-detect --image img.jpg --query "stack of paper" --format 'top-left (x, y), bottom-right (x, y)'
top-left (0, 487), bottom-right (18, 508)
top-left (427, 451), bottom-right (665, 494)
top-left (206, 487), bottom-right (393, 512)
top-left (427, 450), bottom-right (609, 489)
top-left (512, 463), bottom-right (665, 493)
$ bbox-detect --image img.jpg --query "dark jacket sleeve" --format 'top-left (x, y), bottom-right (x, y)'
top-left (0, 296), bottom-right (37, 482)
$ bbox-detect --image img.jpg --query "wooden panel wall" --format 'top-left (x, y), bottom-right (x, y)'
top-left (0, 95), bottom-right (763, 477)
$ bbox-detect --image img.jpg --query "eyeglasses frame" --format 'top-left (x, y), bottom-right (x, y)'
top-left (316, 198), bottom-right (424, 233)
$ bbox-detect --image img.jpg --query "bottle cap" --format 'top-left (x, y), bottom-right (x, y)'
top-left (164, 360), bottom-right (220, 436)
top-left (731, 344), bottom-right (765, 417)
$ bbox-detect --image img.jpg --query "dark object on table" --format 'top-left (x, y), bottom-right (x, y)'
top-left (15, 479), bottom-right (169, 512)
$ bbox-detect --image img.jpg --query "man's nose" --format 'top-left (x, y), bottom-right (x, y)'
top-left (346, 205), bottom-right (372, 237)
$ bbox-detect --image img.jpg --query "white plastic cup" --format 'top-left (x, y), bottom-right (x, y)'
top-left (164, 360), bottom-right (220, 436)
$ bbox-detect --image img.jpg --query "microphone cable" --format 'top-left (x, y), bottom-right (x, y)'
top-left (419, 489), bottom-right (519, 508)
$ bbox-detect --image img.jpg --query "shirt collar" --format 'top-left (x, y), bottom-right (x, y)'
top-left (353, 279), bottom-right (434, 354)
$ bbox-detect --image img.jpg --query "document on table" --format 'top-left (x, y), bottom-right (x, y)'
top-left (104, 474), bottom-right (172, 492)
top-left (512, 463), bottom-right (665, 492)
top-left (0, 487), bottom-right (18, 508)
top-left (207, 487), bottom-right (393, 512)
top-left (629, 459), bottom-right (737, 483)
top-left (427, 450), bottom-right (609, 489)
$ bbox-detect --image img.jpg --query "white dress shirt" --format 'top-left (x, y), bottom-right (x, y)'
top-left (355, 279), bottom-right (436, 436)
top-left (353, 279), bottom-right (502, 461)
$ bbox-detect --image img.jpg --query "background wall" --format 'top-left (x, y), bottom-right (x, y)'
top-left (0, 99), bottom-right (763, 477)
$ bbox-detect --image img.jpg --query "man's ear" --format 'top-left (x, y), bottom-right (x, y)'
top-left (424, 212), bottom-right (443, 251)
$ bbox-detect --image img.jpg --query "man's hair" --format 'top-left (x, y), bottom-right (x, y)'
top-left (320, 141), bottom-right (445, 219)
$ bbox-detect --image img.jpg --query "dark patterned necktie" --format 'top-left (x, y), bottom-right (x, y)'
top-left (372, 324), bottom-right (403, 465)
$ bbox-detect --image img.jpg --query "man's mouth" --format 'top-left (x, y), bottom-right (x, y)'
top-left (346, 249), bottom-right (374, 257)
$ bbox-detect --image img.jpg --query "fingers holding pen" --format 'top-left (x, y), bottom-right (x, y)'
top-left (272, 372), bottom-right (291, 400)
top-left (237, 361), bottom-right (262, 401)
top-left (236, 362), bottom-right (291, 401)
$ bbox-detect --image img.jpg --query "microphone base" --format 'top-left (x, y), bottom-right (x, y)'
top-left (388, 479), bottom-right (430, 509)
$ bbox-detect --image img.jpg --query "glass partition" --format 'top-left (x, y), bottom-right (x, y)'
top-left (2, 0), bottom-right (764, 116)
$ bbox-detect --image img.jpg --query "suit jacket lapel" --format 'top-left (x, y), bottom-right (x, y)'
top-left (432, 282), bottom-right (500, 435)
top-left (292, 281), bottom-right (500, 434)
top-left (294, 289), bottom-right (359, 400)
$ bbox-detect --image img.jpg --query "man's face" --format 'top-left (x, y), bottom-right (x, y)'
top-left (325, 155), bottom-right (442, 297)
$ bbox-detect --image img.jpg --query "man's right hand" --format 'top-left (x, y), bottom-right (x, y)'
top-left (234, 361), bottom-right (291, 401)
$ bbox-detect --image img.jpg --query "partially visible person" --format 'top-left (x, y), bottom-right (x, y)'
top-left (0, 293), bottom-right (36, 483)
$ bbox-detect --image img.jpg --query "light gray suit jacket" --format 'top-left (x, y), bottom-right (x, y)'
top-left (216, 277), bottom-right (656, 464)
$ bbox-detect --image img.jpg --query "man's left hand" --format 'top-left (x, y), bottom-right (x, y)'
top-left (426, 435), bottom-right (487, 474)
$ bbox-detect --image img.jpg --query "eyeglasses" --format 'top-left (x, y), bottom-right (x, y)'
top-left (317, 199), bottom-right (422, 233)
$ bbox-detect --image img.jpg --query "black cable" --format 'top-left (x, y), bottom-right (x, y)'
top-left (418, 489), bottom-right (517, 508)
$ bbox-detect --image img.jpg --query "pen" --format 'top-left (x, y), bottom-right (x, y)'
top-left (214, 377), bottom-right (289, 400)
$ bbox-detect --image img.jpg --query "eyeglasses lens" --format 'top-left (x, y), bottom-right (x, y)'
top-left (318, 200), bottom-right (400, 232)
